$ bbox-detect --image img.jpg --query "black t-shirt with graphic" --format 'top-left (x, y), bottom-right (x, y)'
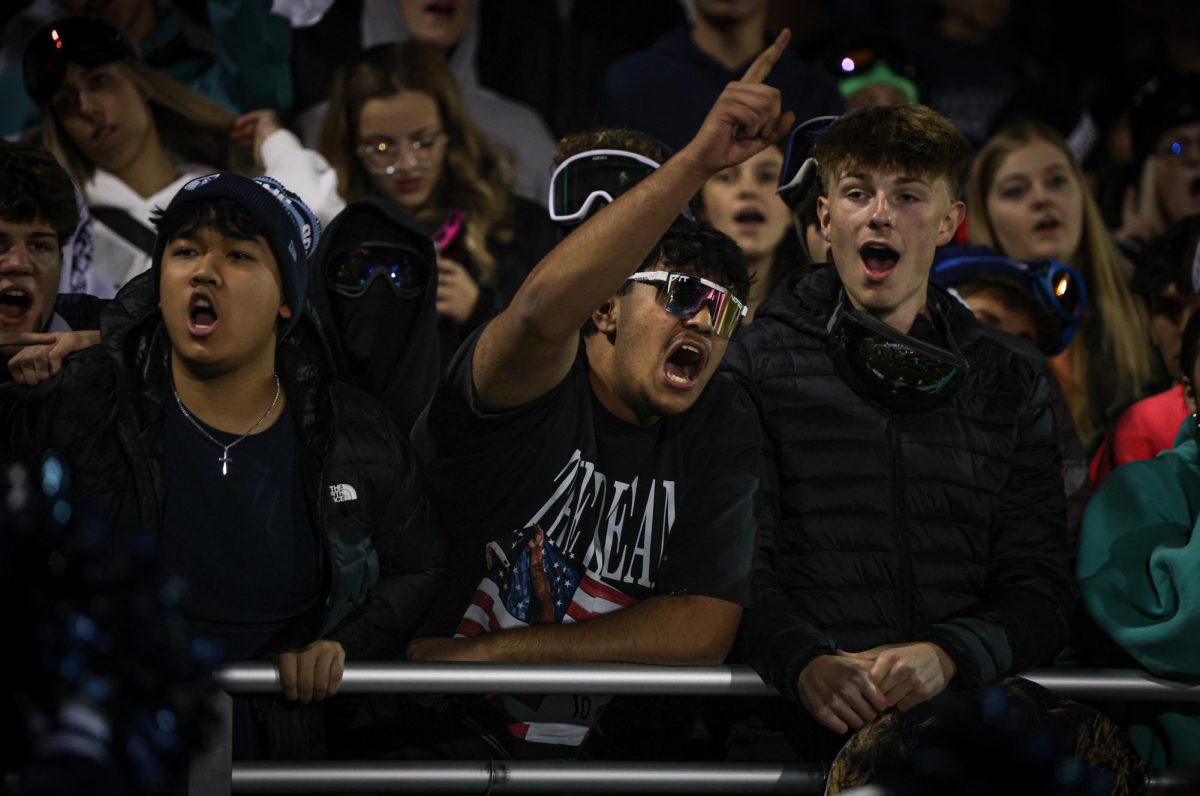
top-left (412, 329), bottom-right (762, 638)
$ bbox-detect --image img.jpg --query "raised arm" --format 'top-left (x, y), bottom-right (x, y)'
top-left (473, 31), bottom-right (796, 411)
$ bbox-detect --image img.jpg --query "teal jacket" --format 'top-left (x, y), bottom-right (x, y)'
top-left (1079, 414), bottom-right (1200, 766)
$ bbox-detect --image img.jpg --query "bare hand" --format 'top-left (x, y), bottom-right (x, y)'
top-left (277, 639), bottom-right (345, 703)
top-left (436, 257), bottom-right (481, 325)
top-left (796, 653), bottom-right (889, 734)
top-left (679, 29), bottom-right (796, 179)
top-left (838, 642), bottom-right (956, 712)
top-left (5, 330), bottom-right (100, 385)
top-left (406, 635), bottom-right (491, 662)
top-left (231, 110), bottom-right (283, 167)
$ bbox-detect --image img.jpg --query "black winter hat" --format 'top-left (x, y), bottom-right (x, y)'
top-left (1130, 73), bottom-right (1200, 176)
top-left (152, 173), bottom-right (321, 339)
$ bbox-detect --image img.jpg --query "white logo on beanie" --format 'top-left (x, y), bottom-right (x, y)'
top-left (183, 174), bottom-right (220, 191)
top-left (301, 223), bottom-right (312, 251)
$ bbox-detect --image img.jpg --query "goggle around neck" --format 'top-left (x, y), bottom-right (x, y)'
top-left (627, 270), bottom-right (747, 339)
top-left (827, 290), bottom-right (968, 407)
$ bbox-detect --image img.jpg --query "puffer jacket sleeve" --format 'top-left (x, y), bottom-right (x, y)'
top-left (722, 345), bottom-right (838, 701)
top-left (910, 362), bottom-right (1075, 688)
top-left (327, 421), bottom-right (448, 659)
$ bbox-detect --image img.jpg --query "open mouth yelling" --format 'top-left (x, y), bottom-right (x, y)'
top-left (187, 293), bottom-right (219, 337)
top-left (860, 242), bottom-right (900, 281)
top-left (663, 339), bottom-right (708, 389)
top-left (0, 287), bottom-right (33, 327)
top-left (734, 207), bottom-right (766, 231)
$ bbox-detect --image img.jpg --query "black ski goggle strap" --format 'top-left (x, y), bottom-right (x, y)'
top-left (24, 17), bottom-right (136, 104)
top-left (777, 115), bottom-right (839, 208)
top-left (327, 242), bottom-right (430, 299)
top-left (827, 292), bottom-right (968, 402)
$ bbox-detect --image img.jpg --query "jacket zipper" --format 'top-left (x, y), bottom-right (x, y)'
top-left (889, 413), bottom-right (915, 638)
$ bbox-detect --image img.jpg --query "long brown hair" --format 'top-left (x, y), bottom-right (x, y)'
top-left (320, 41), bottom-right (512, 283)
top-left (969, 120), bottom-right (1154, 441)
top-left (41, 58), bottom-right (247, 185)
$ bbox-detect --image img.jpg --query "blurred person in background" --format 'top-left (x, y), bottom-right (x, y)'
top-left (321, 40), bottom-right (554, 366)
top-left (23, 16), bottom-right (343, 292)
top-left (1091, 216), bottom-right (1200, 486)
top-left (1118, 74), bottom-right (1200, 255)
top-left (289, 0), bottom-right (555, 205)
top-left (0, 0), bottom-right (293, 139)
top-left (968, 119), bottom-right (1156, 446)
top-left (597, 0), bottom-right (842, 154)
top-left (696, 141), bottom-right (798, 319)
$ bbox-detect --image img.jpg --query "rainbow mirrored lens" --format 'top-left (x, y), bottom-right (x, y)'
top-left (628, 271), bottom-right (746, 339)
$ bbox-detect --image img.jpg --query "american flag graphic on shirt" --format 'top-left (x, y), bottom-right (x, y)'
top-left (456, 524), bottom-right (637, 746)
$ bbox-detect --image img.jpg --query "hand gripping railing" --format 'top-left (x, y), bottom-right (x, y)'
top-left (186, 664), bottom-right (1200, 795)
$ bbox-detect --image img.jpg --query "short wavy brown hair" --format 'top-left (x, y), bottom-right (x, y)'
top-left (813, 104), bottom-right (972, 201)
top-left (0, 140), bottom-right (79, 244)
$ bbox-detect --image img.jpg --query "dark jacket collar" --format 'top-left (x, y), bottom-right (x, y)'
top-left (756, 263), bottom-right (986, 352)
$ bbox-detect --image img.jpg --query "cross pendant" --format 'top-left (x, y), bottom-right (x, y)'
top-left (219, 450), bottom-right (233, 476)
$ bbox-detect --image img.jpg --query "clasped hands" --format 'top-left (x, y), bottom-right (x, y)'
top-left (796, 642), bottom-right (956, 735)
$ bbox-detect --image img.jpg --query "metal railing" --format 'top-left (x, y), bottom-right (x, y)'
top-left (188, 663), bottom-right (1200, 795)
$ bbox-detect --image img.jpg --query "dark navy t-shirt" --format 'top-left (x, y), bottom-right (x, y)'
top-left (162, 400), bottom-right (321, 661)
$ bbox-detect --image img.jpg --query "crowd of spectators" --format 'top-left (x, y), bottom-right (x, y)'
top-left (3, 0), bottom-right (1200, 792)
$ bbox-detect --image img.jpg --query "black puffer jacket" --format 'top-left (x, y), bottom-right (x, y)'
top-left (0, 272), bottom-right (446, 660)
top-left (724, 265), bottom-right (1075, 700)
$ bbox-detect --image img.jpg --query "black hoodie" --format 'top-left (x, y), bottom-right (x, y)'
top-left (307, 198), bottom-right (442, 435)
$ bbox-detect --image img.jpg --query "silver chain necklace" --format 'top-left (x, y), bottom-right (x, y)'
top-left (172, 374), bottom-right (282, 476)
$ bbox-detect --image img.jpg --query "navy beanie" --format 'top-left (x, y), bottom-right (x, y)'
top-left (152, 173), bottom-right (321, 339)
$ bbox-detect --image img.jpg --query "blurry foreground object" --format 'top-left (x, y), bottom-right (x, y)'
top-left (0, 455), bottom-right (217, 794)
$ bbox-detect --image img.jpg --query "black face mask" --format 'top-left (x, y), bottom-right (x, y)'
top-left (826, 291), bottom-right (968, 412)
top-left (328, 277), bottom-right (422, 397)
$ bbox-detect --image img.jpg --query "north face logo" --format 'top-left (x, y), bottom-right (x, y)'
top-left (330, 484), bottom-right (358, 503)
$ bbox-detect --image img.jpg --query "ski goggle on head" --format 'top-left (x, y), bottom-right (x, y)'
top-left (549, 149), bottom-right (694, 225)
top-left (930, 254), bottom-right (1086, 354)
top-left (777, 115), bottom-right (839, 208)
top-left (627, 271), bottom-right (747, 339)
top-left (327, 241), bottom-right (430, 299)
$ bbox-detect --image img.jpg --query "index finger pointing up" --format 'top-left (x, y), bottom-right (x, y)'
top-left (741, 28), bottom-right (791, 85)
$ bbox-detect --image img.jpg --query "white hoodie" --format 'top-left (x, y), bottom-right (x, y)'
top-left (82, 128), bottom-right (345, 291)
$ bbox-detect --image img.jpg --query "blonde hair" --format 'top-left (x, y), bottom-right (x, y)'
top-left (969, 120), bottom-right (1153, 441)
top-left (320, 41), bottom-right (512, 284)
top-left (41, 58), bottom-right (249, 185)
